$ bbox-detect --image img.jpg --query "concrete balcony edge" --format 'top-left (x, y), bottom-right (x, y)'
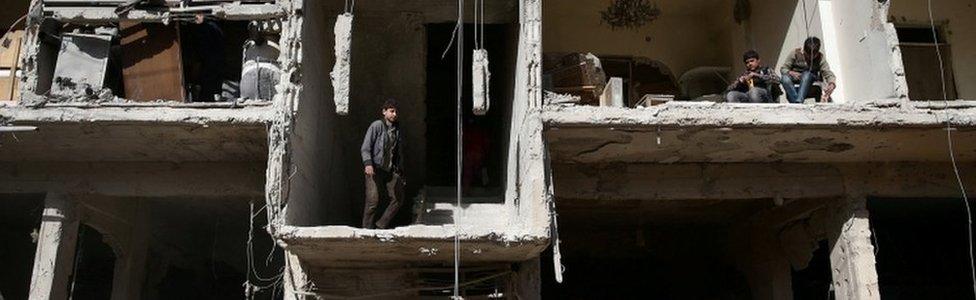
top-left (273, 224), bottom-right (549, 264)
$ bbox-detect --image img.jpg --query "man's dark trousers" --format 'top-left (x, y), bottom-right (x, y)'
top-left (363, 168), bottom-right (404, 229)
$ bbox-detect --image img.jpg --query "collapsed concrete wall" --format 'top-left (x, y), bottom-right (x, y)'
top-left (827, 0), bottom-right (905, 103)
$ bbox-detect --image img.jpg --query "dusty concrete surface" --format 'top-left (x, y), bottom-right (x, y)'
top-left (0, 105), bottom-right (274, 125)
top-left (543, 101), bottom-right (976, 128)
top-left (0, 123), bottom-right (268, 162)
top-left (276, 225), bottom-right (548, 264)
top-left (829, 198), bottom-right (881, 300)
top-left (41, 3), bottom-right (286, 23)
top-left (28, 193), bottom-right (78, 300)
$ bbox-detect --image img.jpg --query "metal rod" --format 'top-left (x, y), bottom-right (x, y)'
top-left (0, 126), bottom-right (37, 132)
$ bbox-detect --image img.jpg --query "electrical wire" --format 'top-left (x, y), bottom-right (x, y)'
top-left (245, 201), bottom-right (285, 299)
top-left (2, 14), bottom-right (26, 42)
top-left (801, 0), bottom-right (810, 38)
top-left (926, 0), bottom-right (976, 296)
top-left (454, 0), bottom-right (465, 297)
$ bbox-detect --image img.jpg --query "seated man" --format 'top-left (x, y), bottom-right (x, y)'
top-left (726, 50), bottom-right (780, 103)
top-left (780, 37), bottom-right (837, 103)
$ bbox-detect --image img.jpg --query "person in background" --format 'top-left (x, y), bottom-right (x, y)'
top-left (726, 50), bottom-right (780, 103)
top-left (361, 99), bottom-right (405, 229)
top-left (780, 37), bottom-right (837, 103)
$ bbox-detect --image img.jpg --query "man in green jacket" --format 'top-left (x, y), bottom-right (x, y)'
top-left (780, 37), bottom-right (837, 103)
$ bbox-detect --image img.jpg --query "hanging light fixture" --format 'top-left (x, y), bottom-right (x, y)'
top-left (600, 0), bottom-right (661, 30)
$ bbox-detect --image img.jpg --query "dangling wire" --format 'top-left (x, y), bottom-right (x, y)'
top-left (473, 0), bottom-right (485, 50)
top-left (801, 0), bottom-right (810, 38)
top-left (482, 0), bottom-right (486, 48)
top-left (926, 0), bottom-right (976, 296)
top-left (344, 0), bottom-right (356, 14)
top-left (454, 0), bottom-right (465, 298)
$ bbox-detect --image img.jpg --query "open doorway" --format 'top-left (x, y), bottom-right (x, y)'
top-left (425, 23), bottom-right (516, 202)
top-left (541, 199), bottom-right (765, 298)
top-left (791, 240), bottom-right (832, 299)
top-left (0, 194), bottom-right (44, 300)
top-left (69, 224), bottom-right (117, 299)
top-left (868, 198), bottom-right (976, 298)
top-left (894, 25), bottom-right (958, 100)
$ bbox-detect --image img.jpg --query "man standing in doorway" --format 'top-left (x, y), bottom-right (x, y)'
top-left (361, 99), bottom-right (405, 229)
top-left (726, 50), bottom-right (780, 103)
top-left (780, 37), bottom-right (837, 103)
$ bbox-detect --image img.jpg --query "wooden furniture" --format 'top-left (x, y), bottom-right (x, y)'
top-left (120, 21), bottom-right (186, 102)
top-left (0, 30), bottom-right (24, 104)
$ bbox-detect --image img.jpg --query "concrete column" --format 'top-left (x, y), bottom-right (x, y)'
top-left (29, 192), bottom-right (79, 300)
top-left (830, 199), bottom-right (881, 300)
top-left (507, 258), bottom-right (541, 300)
top-left (111, 203), bottom-right (149, 300)
top-left (283, 252), bottom-right (313, 300)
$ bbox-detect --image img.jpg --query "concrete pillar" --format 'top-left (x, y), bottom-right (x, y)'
top-left (507, 258), bottom-right (541, 300)
top-left (283, 252), bottom-right (313, 300)
top-left (830, 199), bottom-right (881, 300)
top-left (110, 203), bottom-right (149, 300)
top-left (29, 193), bottom-right (79, 300)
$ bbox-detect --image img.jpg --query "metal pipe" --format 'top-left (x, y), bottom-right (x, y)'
top-left (0, 126), bottom-right (37, 132)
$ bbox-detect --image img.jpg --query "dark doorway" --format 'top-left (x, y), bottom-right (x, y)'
top-left (0, 194), bottom-right (44, 300)
top-left (792, 239), bottom-right (833, 300)
top-left (895, 25), bottom-right (958, 100)
top-left (146, 199), bottom-right (283, 300)
top-left (70, 224), bottom-right (117, 300)
top-left (868, 198), bottom-right (976, 299)
top-left (424, 23), bottom-right (515, 198)
top-left (541, 199), bottom-right (759, 298)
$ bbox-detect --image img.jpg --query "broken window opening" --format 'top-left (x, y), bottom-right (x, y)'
top-left (868, 198), bottom-right (976, 298)
top-left (791, 240), bottom-right (832, 300)
top-left (69, 224), bottom-right (117, 300)
top-left (39, 19), bottom-right (281, 103)
top-left (893, 24), bottom-right (959, 101)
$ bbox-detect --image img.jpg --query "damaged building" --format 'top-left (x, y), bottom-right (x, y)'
top-left (1, 0), bottom-right (976, 299)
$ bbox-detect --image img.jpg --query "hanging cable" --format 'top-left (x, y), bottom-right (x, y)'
top-left (800, 0), bottom-right (810, 38)
top-left (454, 0), bottom-right (465, 298)
top-left (926, 0), bottom-right (976, 296)
top-left (245, 200), bottom-right (285, 299)
top-left (480, 0), bottom-right (485, 49)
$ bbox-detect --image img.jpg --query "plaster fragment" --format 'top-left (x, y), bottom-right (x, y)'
top-left (330, 13), bottom-right (353, 115)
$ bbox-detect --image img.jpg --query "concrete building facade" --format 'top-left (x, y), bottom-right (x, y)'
top-left (1, 0), bottom-right (975, 299)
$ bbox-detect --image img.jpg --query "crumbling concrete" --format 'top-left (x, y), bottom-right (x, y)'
top-left (5, 0), bottom-right (975, 298)
top-left (330, 13), bottom-right (352, 115)
top-left (42, 3), bottom-right (286, 23)
top-left (28, 193), bottom-right (79, 300)
top-left (829, 198), bottom-right (881, 300)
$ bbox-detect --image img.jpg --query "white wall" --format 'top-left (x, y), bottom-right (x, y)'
top-left (827, 0), bottom-right (903, 102)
